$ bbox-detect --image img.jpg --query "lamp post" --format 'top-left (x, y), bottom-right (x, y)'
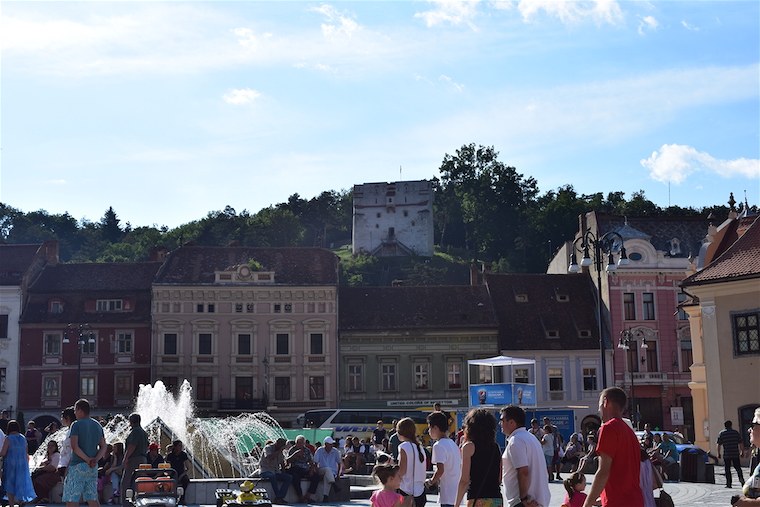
top-left (618, 328), bottom-right (648, 429)
top-left (568, 230), bottom-right (629, 389)
top-left (63, 323), bottom-right (95, 399)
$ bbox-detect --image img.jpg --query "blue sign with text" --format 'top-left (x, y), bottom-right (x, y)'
top-left (468, 383), bottom-right (536, 407)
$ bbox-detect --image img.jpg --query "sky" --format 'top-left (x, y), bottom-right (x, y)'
top-left (1, 0), bottom-right (758, 229)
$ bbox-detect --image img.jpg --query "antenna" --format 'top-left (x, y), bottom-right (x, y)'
top-left (668, 181), bottom-right (671, 208)
top-left (399, 165), bottom-right (402, 180)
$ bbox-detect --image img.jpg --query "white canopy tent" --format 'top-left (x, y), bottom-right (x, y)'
top-left (467, 355), bottom-right (537, 407)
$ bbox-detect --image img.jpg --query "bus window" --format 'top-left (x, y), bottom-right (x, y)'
top-left (304, 410), bottom-right (333, 427)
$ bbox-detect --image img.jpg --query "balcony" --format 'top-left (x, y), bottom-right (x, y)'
top-left (626, 372), bottom-right (668, 384)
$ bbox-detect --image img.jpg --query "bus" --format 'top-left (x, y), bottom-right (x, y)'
top-left (297, 408), bottom-right (457, 445)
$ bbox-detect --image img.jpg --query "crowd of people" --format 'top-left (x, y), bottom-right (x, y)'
top-left (0, 400), bottom-right (192, 507)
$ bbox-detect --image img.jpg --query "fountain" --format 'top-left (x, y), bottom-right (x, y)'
top-left (30, 380), bottom-right (287, 479)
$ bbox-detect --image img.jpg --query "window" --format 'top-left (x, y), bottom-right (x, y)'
top-left (733, 312), bottom-right (760, 355)
top-left (80, 334), bottom-right (96, 355)
top-left (50, 300), bottom-right (64, 314)
top-left (414, 363), bottom-right (429, 390)
top-left (284, 304), bottom-right (292, 313)
top-left (275, 333), bottom-right (289, 355)
top-left (207, 303), bottom-right (215, 313)
top-left (548, 368), bottom-right (564, 400)
top-left (514, 368), bottom-right (529, 384)
top-left (236, 377), bottom-right (253, 400)
top-left (274, 304), bottom-right (282, 314)
top-left (162, 377), bottom-right (178, 394)
top-left (0, 314), bottom-right (8, 338)
top-left (246, 303), bottom-right (254, 313)
top-left (96, 299), bottom-right (122, 312)
top-left (381, 363), bottom-right (397, 391)
top-left (0, 368), bottom-right (5, 392)
top-left (43, 377), bottom-right (59, 397)
top-left (309, 376), bottom-right (325, 400)
top-left (310, 333), bottom-right (324, 355)
top-left (626, 341), bottom-right (640, 372)
top-left (624, 293), bottom-right (636, 320)
top-left (44, 333), bottom-right (61, 355)
top-left (238, 334), bottom-right (252, 355)
top-left (642, 293), bottom-right (655, 320)
top-left (680, 339), bottom-right (693, 372)
top-left (645, 340), bottom-right (659, 371)
top-left (117, 331), bottom-right (132, 354)
top-left (196, 377), bottom-right (213, 400)
top-left (477, 366), bottom-right (493, 384)
top-left (164, 333), bottom-right (177, 355)
top-left (115, 375), bottom-right (132, 397)
top-left (196, 303), bottom-right (204, 313)
top-left (275, 377), bottom-right (290, 400)
top-left (235, 303), bottom-right (243, 313)
top-left (447, 362), bottom-right (462, 389)
top-left (81, 376), bottom-right (96, 396)
top-left (676, 293), bottom-right (689, 320)
top-left (198, 333), bottom-right (212, 355)
top-left (348, 364), bottom-right (364, 392)
top-left (582, 368), bottom-right (598, 392)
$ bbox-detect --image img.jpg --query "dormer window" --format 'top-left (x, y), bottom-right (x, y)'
top-left (49, 300), bottom-right (64, 314)
top-left (670, 238), bottom-right (681, 256)
top-left (547, 330), bottom-right (559, 339)
top-left (515, 294), bottom-right (528, 303)
top-left (96, 299), bottom-right (123, 312)
top-left (555, 290), bottom-right (569, 302)
top-left (579, 330), bottom-right (592, 338)
top-left (629, 252), bottom-right (643, 261)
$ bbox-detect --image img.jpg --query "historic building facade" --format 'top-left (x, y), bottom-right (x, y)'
top-left (682, 212), bottom-right (760, 453)
top-left (338, 285), bottom-right (498, 410)
top-left (18, 261), bottom-right (160, 423)
top-left (352, 180), bottom-right (434, 257)
top-left (151, 246), bottom-right (339, 423)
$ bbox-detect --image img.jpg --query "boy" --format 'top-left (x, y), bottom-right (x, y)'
top-left (426, 412), bottom-right (461, 507)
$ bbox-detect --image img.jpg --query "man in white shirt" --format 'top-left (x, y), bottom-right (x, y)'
top-left (314, 436), bottom-right (342, 502)
top-left (500, 406), bottom-right (551, 507)
top-left (426, 412), bottom-right (461, 507)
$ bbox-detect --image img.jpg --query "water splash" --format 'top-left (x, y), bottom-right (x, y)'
top-left (30, 380), bottom-right (286, 478)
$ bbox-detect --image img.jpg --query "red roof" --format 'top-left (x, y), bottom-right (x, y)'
top-left (683, 215), bottom-right (760, 286)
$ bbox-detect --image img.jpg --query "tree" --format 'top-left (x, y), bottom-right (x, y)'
top-left (100, 206), bottom-right (124, 243)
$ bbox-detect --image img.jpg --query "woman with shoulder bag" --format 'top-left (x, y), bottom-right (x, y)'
top-left (455, 409), bottom-right (502, 507)
top-left (397, 418), bottom-right (427, 507)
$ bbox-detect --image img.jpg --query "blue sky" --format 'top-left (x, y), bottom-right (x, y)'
top-left (1, 0), bottom-right (758, 228)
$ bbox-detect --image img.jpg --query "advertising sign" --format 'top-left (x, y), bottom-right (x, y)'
top-left (468, 383), bottom-right (537, 407)
top-left (525, 409), bottom-right (576, 444)
top-left (670, 406), bottom-right (684, 426)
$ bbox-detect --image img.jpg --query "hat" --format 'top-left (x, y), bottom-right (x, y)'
top-left (149, 442), bottom-right (159, 451)
top-left (323, 436), bottom-right (335, 445)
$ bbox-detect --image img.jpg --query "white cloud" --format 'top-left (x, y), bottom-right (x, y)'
top-left (310, 4), bottom-right (360, 39)
top-left (638, 15), bottom-right (658, 35)
top-left (414, 0), bottom-right (481, 30)
top-left (223, 88), bottom-right (261, 105)
top-left (641, 144), bottom-right (760, 184)
top-left (517, 0), bottom-right (624, 25)
top-left (439, 74), bottom-right (465, 92)
top-left (681, 20), bottom-right (700, 31)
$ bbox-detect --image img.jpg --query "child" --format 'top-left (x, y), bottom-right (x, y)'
top-left (561, 472), bottom-right (588, 507)
top-left (426, 411), bottom-right (461, 507)
top-left (371, 464), bottom-right (403, 507)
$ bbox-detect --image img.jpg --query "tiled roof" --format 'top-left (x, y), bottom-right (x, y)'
top-left (339, 285), bottom-right (498, 331)
top-left (683, 215), bottom-right (760, 286)
top-left (21, 292), bottom-right (154, 324)
top-left (154, 246), bottom-right (338, 285)
top-left (595, 214), bottom-right (706, 259)
top-left (29, 262), bottom-right (162, 292)
top-left (0, 243), bottom-right (41, 286)
top-left (484, 273), bottom-right (600, 351)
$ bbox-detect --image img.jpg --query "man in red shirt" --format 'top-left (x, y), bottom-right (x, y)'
top-left (583, 387), bottom-right (643, 507)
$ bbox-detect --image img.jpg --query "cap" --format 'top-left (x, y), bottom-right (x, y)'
top-left (149, 442), bottom-right (159, 451)
top-left (323, 436), bottom-right (335, 445)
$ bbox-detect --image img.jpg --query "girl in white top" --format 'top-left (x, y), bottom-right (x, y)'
top-left (57, 407), bottom-right (76, 473)
top-left (396, 418), bottom-right (427, 507)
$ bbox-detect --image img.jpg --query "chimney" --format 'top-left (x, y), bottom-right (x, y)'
top-left (42, 240), bottom-right (59, 266)
top-left (149, 246), bottom-right (169, 262)
top-left (470, 262), bottom-right (479, 286)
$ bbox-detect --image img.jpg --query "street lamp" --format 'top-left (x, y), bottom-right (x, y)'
top-left (568, 230), bottom-right (629, 389)
top-left (618, 328), bottom-right (648, 429)
top-left (63, 323), bottom-right (95, 399)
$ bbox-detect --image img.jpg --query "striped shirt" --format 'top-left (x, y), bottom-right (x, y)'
top-left (717, 428), bottom-right (742, 459)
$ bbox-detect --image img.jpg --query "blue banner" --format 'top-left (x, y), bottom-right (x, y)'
top-left (524, 409), bottom-right (576, 445)
top-left (468, 383), bottom-right (536, 407)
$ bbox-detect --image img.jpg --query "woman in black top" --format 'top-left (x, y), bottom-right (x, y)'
top-left (455, 409), bottom-right (502, 507)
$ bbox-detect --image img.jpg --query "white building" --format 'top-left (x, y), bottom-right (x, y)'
top-left (352, 180), bottom-right (434, 257)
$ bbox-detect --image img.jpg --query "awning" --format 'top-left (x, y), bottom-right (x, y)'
top-left (467, 355), bottom-right (536, 367)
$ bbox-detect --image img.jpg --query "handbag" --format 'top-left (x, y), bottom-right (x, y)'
top-left (654, 489), bottom-right (674, 507)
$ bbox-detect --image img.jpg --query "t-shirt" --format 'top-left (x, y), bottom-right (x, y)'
top-left (373, 427), bottom-right (387, 444)
top-left (314, 446), bottom-right (341, 475)
top-left (595, 417), bottom-right (643, 507)
top-left (563, 491), bottom-right (587, 507)
top-left (541, 433), bottom-right (554, 456)
top-left (718, 428), bottom-right (743, 459)
top-left (126, 425), bottom-right (149, 459)
top-left (399, 441), bottom-right (426, 497)
top-left (167, 450), bottom-right (189, 476)
top-left (501, 427), bottom-right (550, 507)
top-left (69, 417), bottom-right (104, 466)
top-left (58, 429), bottom-right (72, 468)
top-left (432, 437), bottom-right (461, 505)
top-left (259, 443), bottom-right (285, 474)
top-left (371, 488), bottom-right (403, 507)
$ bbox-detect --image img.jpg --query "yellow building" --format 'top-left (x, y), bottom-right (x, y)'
top-left (682, 213), bottom-right (760, 454)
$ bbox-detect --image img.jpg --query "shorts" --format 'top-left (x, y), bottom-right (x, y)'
top-left (62, 461), bottom-right (99, 502)
top-left (544, 454), bottom-right (554, 467)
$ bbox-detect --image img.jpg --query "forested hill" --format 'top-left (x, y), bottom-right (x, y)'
top-left (1, 144), bottom-right (746, 283)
